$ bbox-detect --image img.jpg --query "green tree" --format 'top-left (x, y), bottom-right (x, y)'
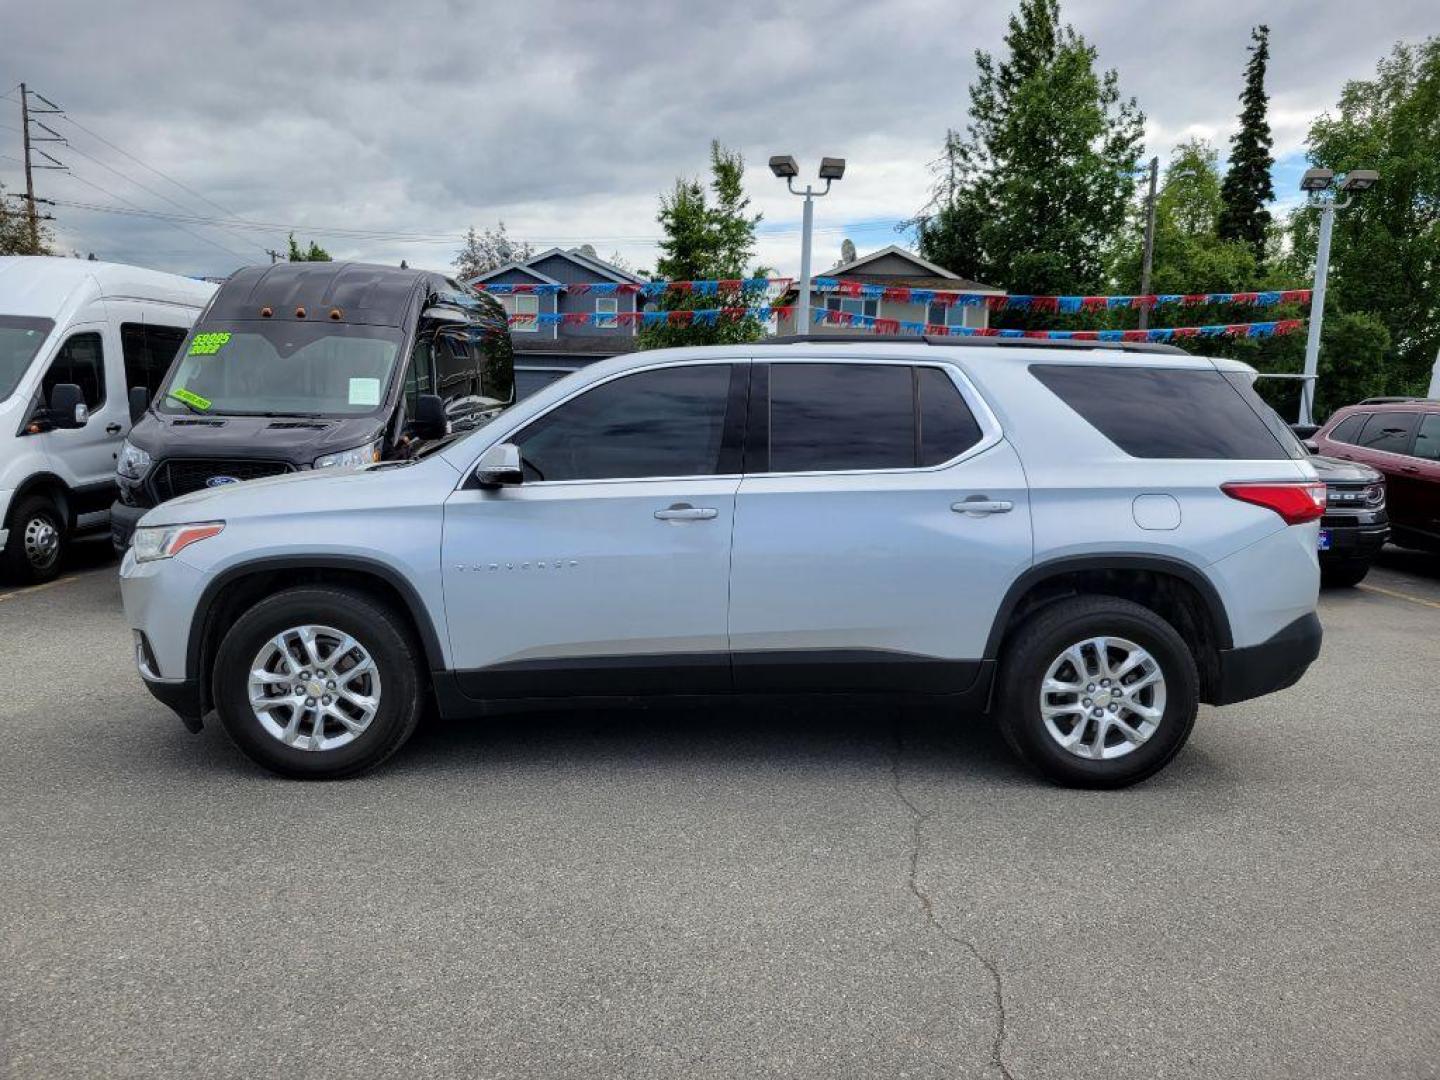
top-left (287, 232), bottom-right (332, 262)
top-left (1283, 37), bottom-right (1440, 399)
top-left (915, 0), bottom-right (1144, 293)
top-left (1217, 26), bottom-right (1275, 266)
top-left (1110, 139), bottom-right (1259, 295)
top-left (638, 141), bottom-right (767, 350)
top-left (0, 182), bottom-right (53, 255)
top-left (452, 222), bottom-right (533, 280)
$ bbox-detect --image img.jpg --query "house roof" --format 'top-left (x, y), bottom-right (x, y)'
top-left (554, 247), bottom-right (647, 285)
top-left (467, 261), bottom-right (564, 287)
top-left (827, 244), bottom-right (1003, 293)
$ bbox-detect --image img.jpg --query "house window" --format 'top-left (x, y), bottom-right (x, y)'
top-left (926, 300), bottom-right (986, 329)
top-left (595, 297), bottom-right (619, 325)
top-left (825, 295), bottom-right (878, 320)
top-left (501, 294), bottom-right (540, 333)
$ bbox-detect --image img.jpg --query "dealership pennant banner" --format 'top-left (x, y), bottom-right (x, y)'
top-left (474, 277), bottom-right (1309, 310)
top-left (812, 307), bottom-right (1306, 342)
top-left (506, 305), bottom-right (792, 328)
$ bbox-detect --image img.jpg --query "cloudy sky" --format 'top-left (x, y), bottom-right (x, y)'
top-left (1, 0), bottom-right (1433, 281)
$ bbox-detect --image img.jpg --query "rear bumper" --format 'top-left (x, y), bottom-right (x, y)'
top-left (1209, 612), bottom-right (1322, 706)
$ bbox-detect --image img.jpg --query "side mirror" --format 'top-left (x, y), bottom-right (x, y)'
top-left (1303, 439), bottom-right (1320, 454)
top-left (410, 393), bottom-right (448, 440)
top-left (475, 442), bottom-right (522, 488)
top-left (49, 383), bottom-right (88, 429)
top-left (129, 386), bottom-right (150, 423)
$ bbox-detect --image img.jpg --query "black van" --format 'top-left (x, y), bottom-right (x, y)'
top-left (112, 262), bottom-right (514, 550)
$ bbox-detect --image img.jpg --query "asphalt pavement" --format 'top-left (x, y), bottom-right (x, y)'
top-left (1, 544), bottom-right (1437, 1079)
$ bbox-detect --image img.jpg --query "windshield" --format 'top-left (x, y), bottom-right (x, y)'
top-left (0, 316), bottom-right (56, 403)
top-left (157, 321), bottom-right (404, 417)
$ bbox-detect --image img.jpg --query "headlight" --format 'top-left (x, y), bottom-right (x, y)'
top-left (313, 439), bottom-right (382, 470)
top-left (117, 440), bottom-right (152, 480)
top-left (1365, 483), bottom-right (1386, 507)
top-left (132, 521), bottom-right (225, 563)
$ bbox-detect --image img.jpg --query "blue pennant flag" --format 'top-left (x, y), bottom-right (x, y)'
top-left (641, 281), bottom-right (667, 297)
top-left (535, 313), bottom-right (563, 327)
top-left (642, 310), bottom-right (667, 327)
top-left (1106, 296), bottom-right (1132, 310)
top-left (812, 277), bottom-right (839, 291)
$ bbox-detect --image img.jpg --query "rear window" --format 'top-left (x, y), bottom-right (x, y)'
top-left (1030, 364), bottom-right (1300, 460)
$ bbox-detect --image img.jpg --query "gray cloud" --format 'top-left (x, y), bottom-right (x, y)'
top-left (2, 0), bottom-right (1432, 279)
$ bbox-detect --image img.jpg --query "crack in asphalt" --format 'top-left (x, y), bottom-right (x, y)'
top-left (891, 726), bottom-right (1015, 1080)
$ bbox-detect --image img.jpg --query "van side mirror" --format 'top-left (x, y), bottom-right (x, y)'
top-left (475, 442), bottom-right (523, 488)
top-left (129, 386), bottom-right (150, 423)
top-left (410, 393), bottom-right (448, 440)
top-left (49, 383), bottom-right (88, 429)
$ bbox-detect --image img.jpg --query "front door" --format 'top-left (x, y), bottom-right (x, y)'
top-left (728, 360), bottom-right (1032, 693)
top-left (37, 325), bottom-right (124, 494)
top-left (441, 362), bottom-right (746, 698)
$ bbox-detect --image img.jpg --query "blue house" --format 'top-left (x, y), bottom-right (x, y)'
top-left (469, 247), bottom-right (647, 369)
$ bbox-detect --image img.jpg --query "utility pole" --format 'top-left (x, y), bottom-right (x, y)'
top-left (264, 248), bottom-right (283, 264)
top-left (19, 82), bottom-right (36, 250)
top-left (1138, 155), bottom-right (1159, 331)
top-left (15, 84), bottom-right (67, 254)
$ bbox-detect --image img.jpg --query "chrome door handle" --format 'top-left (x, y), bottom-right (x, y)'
top-left (952, 497), bottom-right (1014, 516)
top-left (655, 503), bottom-right (719, 522)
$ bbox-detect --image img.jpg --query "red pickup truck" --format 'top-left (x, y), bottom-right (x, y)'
top-left (1311, 399), bottom-right (1440, 553)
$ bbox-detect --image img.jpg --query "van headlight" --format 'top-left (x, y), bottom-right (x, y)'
top-left (117, 440), bottom-right (152, 479)
top-left (132, 522), bottom-right (225, 562)
top-left (313, 439), bottom-right (382, 470)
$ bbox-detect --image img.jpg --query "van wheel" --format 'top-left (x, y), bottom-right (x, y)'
top-left (996, 596), bottom-right (1199, 789)
top-left (2, 495), bottom-right (65, 585)
top-left (212, 587), bottom-right (424, 779)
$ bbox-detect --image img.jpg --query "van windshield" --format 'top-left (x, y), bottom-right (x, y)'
top-left (0, 316), bottom-right (56, 403)
top-left (157, 321), bottom-right (404, 417)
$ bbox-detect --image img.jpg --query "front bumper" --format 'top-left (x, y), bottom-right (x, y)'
top-left (141, 674), bottom-right (205, 732)
top-left (1209, 612), bottom-right (1322, 706)
top-left (121, 548), bottom-right (210, 731)
top-left (110, 499), bottom-right (147, 553)
top-left (1319, 522), bottom-right (1390, 560)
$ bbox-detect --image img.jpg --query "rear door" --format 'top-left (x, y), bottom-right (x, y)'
top-left (1403, 412), bottom-right (1440, 538)
top-left (441, 361), bottom-right (746, 697)
top-left (728, 360), bottom-right (1031, 693)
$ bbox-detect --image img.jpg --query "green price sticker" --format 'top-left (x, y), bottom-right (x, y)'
top-left (168, 387), bottom-right (213, 411)
top-left (188, 332), bottom-right (231, 356)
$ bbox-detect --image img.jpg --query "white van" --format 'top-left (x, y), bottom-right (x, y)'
top-left (0, 257), bottom-right (215, 583)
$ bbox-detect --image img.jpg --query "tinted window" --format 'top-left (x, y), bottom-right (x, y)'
top-left (1357, 412), bottom-right (1419, 455)
top-left (516, 365), bottom-right (733, 481)
top-left (1413, 415), bottom-right (1440, 462)
top-left (43, 332), bottom-right (105, 409)
top-left (434, 330), bottom-right (477, 401)
top-left (1031, 364), bottom-right (1292, 460)
top-left (120, 323), bottom-right (188, 399)
top-left (770, 363), bottom-right (914, 472)
top-left (918, 367), bottom-right (983, 465)
top-left (1328, 413), bottom-right (1368, 445)
top-left (402, 339), bottom-right (434, 416)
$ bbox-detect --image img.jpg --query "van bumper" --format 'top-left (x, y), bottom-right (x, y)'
top-left (1209, 612), bottom-right (1323, 706)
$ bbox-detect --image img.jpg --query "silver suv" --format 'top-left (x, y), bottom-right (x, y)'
top-left (120, 338), bottom-right (1325, 787)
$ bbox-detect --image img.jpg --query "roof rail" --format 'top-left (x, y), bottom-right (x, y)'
top-left (1359, 395), bottom-right (1436, 404)
top-left (756, 334), bottom-right (1190, 356)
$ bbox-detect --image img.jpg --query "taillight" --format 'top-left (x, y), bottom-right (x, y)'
top-left (1221, 482), bottom-right (1326, 525)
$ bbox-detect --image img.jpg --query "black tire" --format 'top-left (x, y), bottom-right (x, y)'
top-left (1321, 557), bottom-right (1371, 588)
top-left (212, 586), bottom-right (424, 779)
top-left (2, 494), bottom-right (65, 585)
top-left (996, 596), bottom-right (1199, 789)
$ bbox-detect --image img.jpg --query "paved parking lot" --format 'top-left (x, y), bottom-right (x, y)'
top-left (2, 545), bottom-right (1438, 1079)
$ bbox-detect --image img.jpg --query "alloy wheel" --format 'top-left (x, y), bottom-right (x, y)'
top-left (1039, 636), bottom-right (1166, 760)
top-left (246, 625), bottom-right (382, 751)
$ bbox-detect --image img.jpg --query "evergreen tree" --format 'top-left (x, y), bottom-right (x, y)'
top-left (639, 141), bottom-right (767, 349)
top-left (914, 0), bottom-right (1144, 294)
top-left (286, 232), bottom-right (332, 262)
top-left (1217, 26), bottom-right (1275, 266)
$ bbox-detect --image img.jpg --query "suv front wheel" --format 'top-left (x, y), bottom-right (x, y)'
top-left (213, 586), bottom-right (424, 779)
top-left (997, 596), bottom-right (1199, 788)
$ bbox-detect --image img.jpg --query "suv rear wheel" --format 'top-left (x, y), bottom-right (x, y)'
top-left (997, 596), bottom-right (1199, 788)
top-left (213, 586), bottom-right (424, 779)
top-left (2, 494), bottom-right (65, 585)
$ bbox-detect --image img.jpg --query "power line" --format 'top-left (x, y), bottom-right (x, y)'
top-left (58, 171), bottom-right (253, 261)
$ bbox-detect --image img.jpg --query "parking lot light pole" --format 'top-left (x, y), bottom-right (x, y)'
top-left (770, 155), bottom-right (845, 333)
top-left (1297, 167), bottom-right (1378, 425)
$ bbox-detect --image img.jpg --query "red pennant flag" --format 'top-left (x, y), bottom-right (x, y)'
top-left (1030, 296), bottom-right (1060, 313)
top-left (1130, 295), bottom-right (1158, 309)
top-left (1231, 292), bottom-right (1259, 305)
top-left (874, 318), bottom-right (901, 335)
top-left (1275, 319), bottom-right (1304, 335)
top-left (569, 284), bottom-right (591, 295)
top-left (985, 294), bottom-right (1008, 311)
top-left (1024, 329), bottom-right (1049, 338)
top-left (1223, 323), bottom-right (1248, 336)
top-left (882, 287), bottom-right (910, 303)
top-left (1072, 331), bottom-right (1099, 341)
top-left (1182, 294), bottom-right (1207, 305)
top-left (721, 306), bottom-right (748, 320)
top-left (718, 279), bottom-right (743, 293)
top-left (837, 280), bottom-right (864, 297)
top-left (615, 311), bottom-right (642, 326)
top-left (1280, 290), bottom-right (1310, 304)
top-left (1122, 329), bottom-right (1149, 342)
top-left (562, 312), bottom-right (589, 326)
top-left (771, 306), bottom-right (793, 319)
top-left (975, 327), bottom-right (999, 337)
top-left (667, 309), bottom-right (694, 325)
top-left (1081, 296), bottom-right (1108, 311)
top-left (1172, 326), bottom-right (1200, 338)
